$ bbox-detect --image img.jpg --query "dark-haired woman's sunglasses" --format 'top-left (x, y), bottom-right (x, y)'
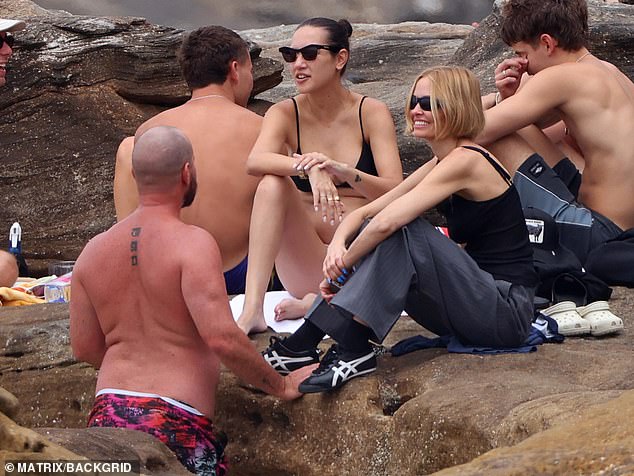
top-left (278, 44), bottom-right (339, 62)
top-left (0, 33), bottom-right (15, 49)
top-left (410, 95), bottom-right (442, 111)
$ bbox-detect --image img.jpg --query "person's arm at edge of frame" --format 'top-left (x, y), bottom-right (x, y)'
top-left (182, 228), bottom-right (316, 400)
top-left (70, 249), bottom-right (107, 368)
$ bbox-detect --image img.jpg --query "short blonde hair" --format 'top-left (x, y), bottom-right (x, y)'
top-left (405, 66), bottom-right (484, 141)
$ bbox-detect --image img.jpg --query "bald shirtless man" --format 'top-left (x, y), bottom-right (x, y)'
top-left (0, 18), bottom-right (26, 287)
top-left (114, 25), bottom-right (261, 294)
top-left (72, 127), bottom-right (314, 476)
top-left (478, 0), bottom-right (634, 262)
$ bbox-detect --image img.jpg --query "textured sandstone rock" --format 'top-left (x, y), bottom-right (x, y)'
top-left (0, 410), bottom-right (83, 462)
top-left (41, 427), bottom-right (192, 475)
top-left (1, 287), bottom-right (632, 475)
top-left (0, 387), bottom-right (19, 420)
top-left (434, 390), bottom-right (634, 475)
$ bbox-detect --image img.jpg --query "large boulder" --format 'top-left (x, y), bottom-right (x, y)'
top-left (1, 286), bottom-right (632, 475)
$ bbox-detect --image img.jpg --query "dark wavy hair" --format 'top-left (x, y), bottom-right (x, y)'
top-left (500, 0), bottom-right (588, 51)
top-left (178, 25), bottom-right (249, 89)
top-left (297, 17), bottom-right (353, 74)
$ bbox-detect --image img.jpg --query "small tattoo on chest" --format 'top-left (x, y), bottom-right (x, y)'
top-left (354, 174), bottom-right (362, 183)
top-left (130, 227), bottom-right (141, 265)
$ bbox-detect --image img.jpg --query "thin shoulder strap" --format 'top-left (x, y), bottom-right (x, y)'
top-left (291, 97), bottom-right (301, 153)
top-left (461, 145), bottom-right (513, 186)
top-left (359, 96), bottom-right (368, 140)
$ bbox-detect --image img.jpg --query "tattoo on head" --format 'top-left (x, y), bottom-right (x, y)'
top-left (131, 227), bottom-right (141, 266)
top-left (354, 174), bottom-right (362, 183)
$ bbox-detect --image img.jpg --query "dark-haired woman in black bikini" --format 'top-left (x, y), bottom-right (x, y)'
top-left (237, 17), bottom-right (403, 334)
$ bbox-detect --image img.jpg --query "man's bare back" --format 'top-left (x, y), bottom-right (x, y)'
top-left (73, 209), bottom-right (224, 415)
top-left (114, 26), bottom-right (262, 273)
top-left (136, 98), bottom-right (262, 270)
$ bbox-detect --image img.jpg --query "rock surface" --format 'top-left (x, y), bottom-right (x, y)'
top-left (1, 287), bottom-right (632, 475)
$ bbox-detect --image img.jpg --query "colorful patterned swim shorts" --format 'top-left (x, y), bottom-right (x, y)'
top-left (88, 390), bottom-right (228, 476)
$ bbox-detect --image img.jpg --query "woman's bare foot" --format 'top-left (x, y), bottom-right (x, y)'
top-left (274, 293), bottom-right (316, 321)
top-left (237, 309), bottom-right (268, 335)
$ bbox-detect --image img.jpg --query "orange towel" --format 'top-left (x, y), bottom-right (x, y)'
top-left (0, 287), bottom-right (45, 307)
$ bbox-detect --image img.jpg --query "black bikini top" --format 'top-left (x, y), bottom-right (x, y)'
top-left (290, 96), bottom-right (378, 193)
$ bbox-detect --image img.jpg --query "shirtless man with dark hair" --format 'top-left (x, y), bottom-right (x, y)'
top-left (114, 25), bottom-right (261, 294)
top-left (0, 17), bottom-right (26, 287)
top-left (73, 126), bottom-right (314, 476)
top-left (478, 0), bottom-right (634, 262)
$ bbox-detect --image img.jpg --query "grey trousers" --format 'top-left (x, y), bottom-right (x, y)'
top-left (306, 218), bottom-right (535, 348)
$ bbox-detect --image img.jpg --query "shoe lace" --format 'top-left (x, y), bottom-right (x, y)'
top-left (314, 344), bottom-right (339, 375)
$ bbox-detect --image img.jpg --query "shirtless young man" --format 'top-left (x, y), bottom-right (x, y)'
top-left (0, 18), bottom-right (26, 287)
top-left (114, 25), bottom-right (261, 294)
top-left (71, 126), bottom-right (314, 476)
top-left (478, 0), bottom-right (634, 262)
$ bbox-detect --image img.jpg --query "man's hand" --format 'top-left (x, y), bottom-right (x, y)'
top-left (494, 57), bottom-right (528, 101)
top-left (280, 364), bottom-right (319, 400)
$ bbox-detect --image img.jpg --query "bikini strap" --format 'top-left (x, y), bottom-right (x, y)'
top-left (291, 97), bottom-right (301, 154)
top-left (359, 96), bottom-right (368, 141)
top-left (461, 145), bottom-right (513, 186)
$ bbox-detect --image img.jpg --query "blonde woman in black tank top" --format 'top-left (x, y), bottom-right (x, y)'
top-left (237, 18), bottom-right (403, 334)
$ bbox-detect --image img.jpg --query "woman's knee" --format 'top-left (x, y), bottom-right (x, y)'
top-left (255, 174), bottom-right (294, 201)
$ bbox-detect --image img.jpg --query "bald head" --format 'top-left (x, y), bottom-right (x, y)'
top-left (132, 126), bottom-right (194, 191)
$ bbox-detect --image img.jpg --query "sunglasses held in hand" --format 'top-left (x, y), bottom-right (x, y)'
top-left (0, 33), bottom-right (15, 49)
top-left (410, 95), bottom-right (442, 111)
top-left (278, 44), bottom-right (340, 62)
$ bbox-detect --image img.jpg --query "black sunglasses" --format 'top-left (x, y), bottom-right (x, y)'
top-left (278, 44), bottom-right (339, 62)
top-left (0, 33), bottom-right (15, 49)
top-left (410, 95), bottom-right (442, 112)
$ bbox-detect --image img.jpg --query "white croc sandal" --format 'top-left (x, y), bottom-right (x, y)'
top-left (542, 301), bottom-right (591, 336)
top-left (577, 301), bottom-right (624, 336)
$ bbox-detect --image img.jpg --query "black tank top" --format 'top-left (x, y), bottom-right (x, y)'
top-left (439, 146), bottom-right (537, 286)
top-left (290, 96), bottom-right (378, 193)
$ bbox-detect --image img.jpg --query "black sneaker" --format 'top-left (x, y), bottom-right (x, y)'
top-left (262, 336), bottom-right (320, 375)
top-left (298, 344), bottom-right (377, 393)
